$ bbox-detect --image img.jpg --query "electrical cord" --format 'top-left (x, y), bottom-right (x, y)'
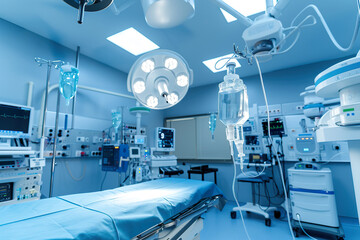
top-left (100, 171), bottom-right (108, 191)
top-left (65, 160), bottom-right (87, 182)
top-left (296, 214), bottom-right (319, 240)
top-left (254, 56), bottom-right (295, 240)
top-left (291, 1), bottom-right (360, 52)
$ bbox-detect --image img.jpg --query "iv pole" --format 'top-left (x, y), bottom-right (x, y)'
top-left (35, 58), bottom-right (65, 198)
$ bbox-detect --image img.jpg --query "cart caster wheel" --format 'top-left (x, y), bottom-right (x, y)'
top-left (274, 210), bottom-right (281, 219)
top-left (230, 211), bottom-right (237, 219)
top-left (265, 218), bottom-right (271, 227)
top-left (293, 228), bottom-right (300, 238)
top-left (336, 237), bottom-right (344, 240)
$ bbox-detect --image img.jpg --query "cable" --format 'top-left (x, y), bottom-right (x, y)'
top-left (296, 214), bottom-right (319, 240)
top-left (240, 164), bottom-right (266, 178)
top-left (214, 54), bottom-right (236, 70)
top-left (319, 151), bottom-right (343, 165)
top-left (64, 160), bottom-right (86, 181)
top-left (230, 149), bottom-right (252, 240)
top-left (291, 2), bottom-right (360, 52)
top-left (254, 56), bottom-right (295, 240)
top-left (100, 171), bottom-right (108, 191)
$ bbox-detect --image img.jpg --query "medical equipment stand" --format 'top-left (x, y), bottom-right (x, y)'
top-left (35, 58), bottom-right (65, 198)
top-left (292, 220), bottom-right (345, 239)
top-left (230, 173), bottom-right (280, 226)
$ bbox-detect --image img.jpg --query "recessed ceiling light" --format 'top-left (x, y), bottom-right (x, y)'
top-left (203, 54), bottom-right (241, 73)
top-left (222, 0), bottom-right (276, 17)
top-left (220, 8), bottom-right (237, 23)
top-left (107, 27), bottom-right (159, 56)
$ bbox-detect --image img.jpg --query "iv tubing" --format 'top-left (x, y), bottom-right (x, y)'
top-left (254, 56), bottom-right (295, 239)
top-left (230, 141), bottom-right (252, 240)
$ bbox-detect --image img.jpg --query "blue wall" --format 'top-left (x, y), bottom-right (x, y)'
top-left (164, 58), bottom-right (358, 219)
top-left (0, 18), bottom-right (164, 197)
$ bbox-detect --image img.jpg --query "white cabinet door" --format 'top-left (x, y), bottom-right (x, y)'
top-left (196, 116), bottom-right (231, 160)
top-left (168, 118), bottom-right (197, 159)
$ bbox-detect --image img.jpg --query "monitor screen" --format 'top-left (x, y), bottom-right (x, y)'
top-left (0, 103), bottom-right (31, 137)
top-left (262, 119), bottom-right (285, 136)
top-left (132, 148), bottom-right (139, 155)
top-left (156, 127), bottom-right (175, 151)
top-left (0, 182), bottom-right (13, 203)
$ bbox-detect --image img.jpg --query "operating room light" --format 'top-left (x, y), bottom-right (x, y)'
top-left (222, 0), bottom-right (276, 17)
top-left (141, 59), bottom-right (155, 73)
top-left (133, 81), bottom-right (146, 94)
top-left (127, 49), bottom-right (193, 110)
top-left (141, 0), bottom-right (195, 28)
top-left (177, 74), bottom-right (189, 87)
top-left (167, 93), bottom-right (179, 104)
top-left (147, 96), bottom-right (159, 108)
top-left (107, 27), bottom-right (159, 56)
top-left (165, 58), bottom-right (178, 70)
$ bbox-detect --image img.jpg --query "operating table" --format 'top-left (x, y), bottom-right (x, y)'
top-left (0, 178), bottom-right (225, 240)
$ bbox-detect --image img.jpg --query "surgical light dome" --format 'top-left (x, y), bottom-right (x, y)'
top-left (127, 49), bottom-right (193, 110)
top-left (140, 0), bottom-right (195, 28)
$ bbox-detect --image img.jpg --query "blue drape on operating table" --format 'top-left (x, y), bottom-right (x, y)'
top-left (0, 178), bottom-right (223, 240)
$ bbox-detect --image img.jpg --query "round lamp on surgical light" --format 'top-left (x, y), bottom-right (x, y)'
top-left (140, 0), bottom-right (195, 28)
top-left (127, 49), bottom-right (193, 110)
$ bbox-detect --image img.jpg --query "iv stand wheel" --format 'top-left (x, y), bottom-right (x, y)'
top-left (230, 211), bottom-right (237, 219)
top-left (274, 210), bottom-right (281, 219)
top-left (293, 227), bottom-right (300, 238)
top-left (265, 218), bottom-right (271, 227)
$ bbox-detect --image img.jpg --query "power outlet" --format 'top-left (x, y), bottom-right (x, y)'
top-left (332, 144), bottom-right (341, 151)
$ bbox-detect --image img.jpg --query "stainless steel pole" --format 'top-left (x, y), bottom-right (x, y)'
top-left (41, 63), bottom-right (52, 138)
top-left (71, 46), bottom-right (80, 129)
top-left (49, 89), bottom-right (62, 198)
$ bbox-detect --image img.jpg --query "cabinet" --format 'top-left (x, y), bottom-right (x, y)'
top-left (166, 115), bottom-right (231, 160)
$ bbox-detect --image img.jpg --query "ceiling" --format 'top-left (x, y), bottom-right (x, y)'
top-left (0, 0), bottom-right (359, 87)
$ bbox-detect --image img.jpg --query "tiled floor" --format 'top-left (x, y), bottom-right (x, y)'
top-left (201, 202), bottom-right (360, 240)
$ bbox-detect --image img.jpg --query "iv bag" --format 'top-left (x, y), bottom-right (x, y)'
top-left (218, 64), bottom-right (249, 127)
top-left (209, 113), bottom-right (217, 140)
top-left (112, 107), bottom-right (123, 132)
top-left (59, 64), bottom-right (79, 106)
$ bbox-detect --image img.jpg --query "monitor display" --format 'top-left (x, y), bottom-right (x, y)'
top-left (262, 119), bottom-right (285, 136)
top-left (0, 182), bottom-right (13, 203)
top-left (156, 127), bottom-right (175, 151)
top-left (0, 103), bottom-right (31, 137)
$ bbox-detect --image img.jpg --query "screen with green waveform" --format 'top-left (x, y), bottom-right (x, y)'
top-left (0, 104), bottom-right (31, 134)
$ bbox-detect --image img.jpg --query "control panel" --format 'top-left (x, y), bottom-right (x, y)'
top-left (0, 166), bottom-right (42, 206)
top-left (101, 144), bottom-right (130, 172)
top-left (294, 133), bottom-right (320, 162)
top-left (243, 118), bottom-right (263, 156)
top-left (123, 124), bottom-right (146, 145)
top-left (42, 128), bottom-right (104, 158)
top-left (0, 157), bottom-right (30, 170)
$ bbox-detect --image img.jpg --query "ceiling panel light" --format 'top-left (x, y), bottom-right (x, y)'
top-left (107, 27), bottom-right (159, 56)
top-left (203, 54), bottom-right (241, 73)
top-left (222, 0), bottom-right (276, 17)
top-left (220, 8), bottom-right (237, 23)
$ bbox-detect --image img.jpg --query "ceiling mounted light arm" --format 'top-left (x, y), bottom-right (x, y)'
top-left (63, 0), bottom-right (113, 24)
top-left (213, 0), bottom-right (253, 27)
top-left (127, 49), bottom-right (193, 110)
top-left (269, 0), bottom-right (290, 18)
